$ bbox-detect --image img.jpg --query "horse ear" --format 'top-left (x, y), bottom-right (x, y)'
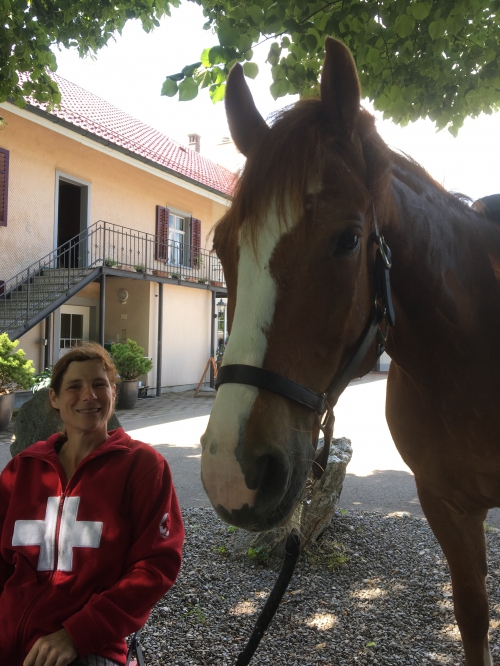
top-left (321, 37), bottom-right (361, 135)
top-left (225, 63), bottom-right (268, 156)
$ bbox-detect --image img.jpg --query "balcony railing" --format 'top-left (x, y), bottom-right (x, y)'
top-left (1, 220), bottom-right (225, 338)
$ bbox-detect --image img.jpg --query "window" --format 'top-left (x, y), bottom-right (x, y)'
top-left (0, 148), bottom-right (9, 227)
top-left (155, 206), bottom-right (201, 269)
top-left (60, 313), bottom-right (84, 349)
top-left (169, 212), bottom-right (187, 266)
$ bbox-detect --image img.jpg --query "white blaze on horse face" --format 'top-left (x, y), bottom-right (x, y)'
top-left (201, 208), bottom-right (291, 511)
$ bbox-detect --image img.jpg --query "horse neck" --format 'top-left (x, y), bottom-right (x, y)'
top-left (383, 166), bottom-right (500, 386)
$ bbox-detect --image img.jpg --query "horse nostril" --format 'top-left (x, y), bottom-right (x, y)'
top-left (245, 452), bottom-right (289, 501)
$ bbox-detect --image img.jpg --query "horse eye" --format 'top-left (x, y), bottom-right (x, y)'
top-left (335, 230), bottom-right (360, 255)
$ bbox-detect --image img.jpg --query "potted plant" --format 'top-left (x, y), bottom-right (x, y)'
top-left (110, 339), bottom-right (153, 409)
top-left (134, 264), bottom-right (146, 274)
top-left (0, 333), bottom-right (35, 430)
top-left (197, 277), bottom-right (208, 284)
top-left (104, 258), bottom-right (118, 267)
top-left (170, 272), bottom-right (180, 280)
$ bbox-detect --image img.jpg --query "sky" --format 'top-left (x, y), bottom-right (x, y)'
top-left (52, 3), bottom-right (500, 201)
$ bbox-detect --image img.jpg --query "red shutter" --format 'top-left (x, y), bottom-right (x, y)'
top-left (190, 217), bottom-right (201, 268)
top-left (0, 148), bottom-right (9, 227)
top-left (155, 206), bottom-right (169, 261)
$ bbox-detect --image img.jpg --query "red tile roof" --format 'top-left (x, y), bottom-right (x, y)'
top-left (25, 74), bottom-right (236, 197)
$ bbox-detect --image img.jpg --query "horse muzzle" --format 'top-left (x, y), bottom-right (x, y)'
top-left (200, 386), bottom-right (314, 531)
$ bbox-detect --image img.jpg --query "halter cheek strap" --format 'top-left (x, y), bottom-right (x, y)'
top-left (215, 207), bottom-right (395, 479)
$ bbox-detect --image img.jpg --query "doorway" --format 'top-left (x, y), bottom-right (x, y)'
top-left (55, 174), bottom-right (90, 268)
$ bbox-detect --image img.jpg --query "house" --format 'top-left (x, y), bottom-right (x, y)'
top-left (0, 74), bottom-right (234, 392)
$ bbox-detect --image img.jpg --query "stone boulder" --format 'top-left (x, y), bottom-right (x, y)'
top-left (232, 437), bottom-right (353, 558)
top-left (11, 388), bottom-right (121, 457)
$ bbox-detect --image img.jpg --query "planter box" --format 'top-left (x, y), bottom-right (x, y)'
top-left (118, 265), bottom-right (136, 272)
top-left (152, 270), bottom-right (171, 278)
top-left (0, 392), bottom-right (15, 430)
top-left (116, 380), bottom-right (139, 410)
top-left (183, 277), bottom-right (197, 283)
top-left (210, 281), bottom-right (224, 287)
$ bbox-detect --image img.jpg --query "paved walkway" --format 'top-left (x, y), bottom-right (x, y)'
top-left (1, 379), bottom-right (499, 528)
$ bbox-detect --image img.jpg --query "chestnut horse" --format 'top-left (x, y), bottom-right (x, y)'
top-left (201, 38), bottom-right (500, 665)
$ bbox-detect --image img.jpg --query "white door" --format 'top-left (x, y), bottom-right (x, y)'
top-left (57, 305), bottom-right (90, 359)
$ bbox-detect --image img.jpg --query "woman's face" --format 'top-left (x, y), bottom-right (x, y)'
top-left (49, 359), bottom-right (116, 436)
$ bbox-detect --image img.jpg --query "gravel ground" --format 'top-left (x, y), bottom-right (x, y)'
top-left (137, 508), bottom-right (500, 666)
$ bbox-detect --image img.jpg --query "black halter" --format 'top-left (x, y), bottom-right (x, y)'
top-left (216, 209), bottom-right (395, 479)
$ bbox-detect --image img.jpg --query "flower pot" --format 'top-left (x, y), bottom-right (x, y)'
top-left (0, 392), bottom-right (15, 430)
top-left (210, 280), bottom-right (224, 287)
top-left (152, 270), bottom-right (171, 278)
top-left (116, 380), bottom-right (139, 410)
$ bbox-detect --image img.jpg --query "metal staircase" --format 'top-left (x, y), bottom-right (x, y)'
top-left (1, 220), bottom-right (225, 341)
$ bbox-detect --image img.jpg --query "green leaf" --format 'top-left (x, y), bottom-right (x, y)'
top-left (237, 33), bottom-right (253, 53)
top-left (270, 78), bottom-right (289, 99)
top-left (160, 78), bottom-right (178, 97)
top-left (447, 13), bottom-right (463, 35)
top-left (178, 76), bottom-right (199, 101)
top-left (395, 14), bottom-right (415, 38)
top-left (166, 72), bottom-right (184, 82)
top-left (200, 47), bottom-right (211, 67)
top-left (243, 61), bottom-right (259, 79)
top-left (218, 23), bottom-right (239, 47)
top-left (208, 46), bottom-right (226, 65)
top-left (409, 2), bottom-right (432, 20)
top-left (182, 62), bottom-right (202, 77)
top-left (428, 19), bottom-right (446, 40)
top-left (366, 641), bottom-right (377, 648)
top-left (303, 33), bottom-right (318, 52)
top-left (209, 83), bottom-right (226, 103)
top-left (246, 5), bottom-right (263, 24)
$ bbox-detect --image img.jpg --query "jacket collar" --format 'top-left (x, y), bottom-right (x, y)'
top-left (20, 427), bottom-right (132, 462)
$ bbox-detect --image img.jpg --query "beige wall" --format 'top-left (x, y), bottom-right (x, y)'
top-left (104, 277), bottom-right (151, 353)
top-left (0, 107), bottom-right (229, 285)
top-left (161, 284), bottom-right (212, 388)
top-left (0, 107), bottom-right (229, 370)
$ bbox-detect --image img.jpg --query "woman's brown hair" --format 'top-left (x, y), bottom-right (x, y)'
top-left (50, 342), bottom-right (118, 396)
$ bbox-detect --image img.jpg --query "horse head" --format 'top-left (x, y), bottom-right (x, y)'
top-left (201, 38), bottom-right (393, 532)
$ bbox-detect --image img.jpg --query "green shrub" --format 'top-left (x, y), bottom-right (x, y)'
top-left (0, 333), bottom-right (35, 394)
top-left (109, 339), bottom-right (153, 381)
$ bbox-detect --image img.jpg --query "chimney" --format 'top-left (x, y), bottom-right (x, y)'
top-left (188, 133), bottom-right (201, 153)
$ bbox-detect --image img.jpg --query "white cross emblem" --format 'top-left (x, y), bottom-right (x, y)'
top-left (12, 496), bottom-right (103, 572)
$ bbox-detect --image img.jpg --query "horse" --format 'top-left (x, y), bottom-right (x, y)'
top-left (200, 38), bottom-right (500, 666)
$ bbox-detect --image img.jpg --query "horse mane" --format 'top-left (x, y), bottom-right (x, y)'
top-left (220, 98), bottom-right (472, 240)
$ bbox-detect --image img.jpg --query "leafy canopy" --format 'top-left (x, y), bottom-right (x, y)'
top-left (160, 0), bottom-right (500, 135)
top-left (0, 0), bottom-right (178, 111)
top-left (0, 333), bottom-right (35, 394)
top-left (3, 0), bottom-right (499, 135)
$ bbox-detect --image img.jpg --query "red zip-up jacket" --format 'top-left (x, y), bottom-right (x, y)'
top-left (0, 428), bottom-right (184, 665)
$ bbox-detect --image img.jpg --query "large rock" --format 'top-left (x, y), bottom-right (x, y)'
top-left (232, 437), bottom-right (353, 558)
top-left (11, 388), bottom-right (121, 457)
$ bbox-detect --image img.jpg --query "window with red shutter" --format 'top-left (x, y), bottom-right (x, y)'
top-left (0, 148), bottom-right (9, 227)
top-left (190, 217), bottom-right (201, 268)
top-left (155, 205), bottom-right (169, 261)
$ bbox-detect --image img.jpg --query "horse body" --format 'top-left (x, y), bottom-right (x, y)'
top-left (201, 38), bottom-right (500, 665)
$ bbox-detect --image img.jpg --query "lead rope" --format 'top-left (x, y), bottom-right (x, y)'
top-left (235, 530), bottom-right (301, 666)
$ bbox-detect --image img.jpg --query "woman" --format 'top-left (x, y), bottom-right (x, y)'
top-left (0, 343), bottom-right (184, 666)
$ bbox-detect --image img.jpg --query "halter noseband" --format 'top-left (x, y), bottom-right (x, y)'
top-left (216, 207), bottom-right (395, 479)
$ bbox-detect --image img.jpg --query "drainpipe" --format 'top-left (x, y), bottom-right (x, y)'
top-left (99, 272), bottom-right (106, 346)
top-left (210, 291), bottom-right (216, 388)
top-left (44, 314), bottom-right (51, 369)
top-left (156, 283), bottom-right (163, 397)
